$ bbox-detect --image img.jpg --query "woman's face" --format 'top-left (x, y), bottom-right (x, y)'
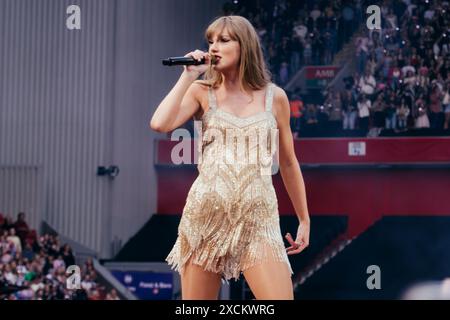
top-left (208, 28), bottom-right (241, 72)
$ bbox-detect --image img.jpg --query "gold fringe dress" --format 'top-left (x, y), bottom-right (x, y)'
top-left (166, 82), bottom-right (293, 283)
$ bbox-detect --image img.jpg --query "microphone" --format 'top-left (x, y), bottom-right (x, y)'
top-left (162, 55), bottom-right (217, 66)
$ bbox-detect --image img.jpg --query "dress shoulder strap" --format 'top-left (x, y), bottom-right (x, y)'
top-left (207, 86), bottom-right (217, 111)
top-left (265, 83), bottom-right (275, 112)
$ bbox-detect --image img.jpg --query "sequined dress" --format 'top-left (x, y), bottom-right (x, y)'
top-left (166, 82), bottom-right (293, 283)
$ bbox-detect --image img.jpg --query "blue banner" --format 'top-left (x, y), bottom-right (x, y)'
top-left (111, 270), bottom-right (173, 300)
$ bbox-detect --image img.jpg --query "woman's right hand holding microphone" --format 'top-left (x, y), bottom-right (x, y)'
top-left (183, 50), bottom-right (212, 80)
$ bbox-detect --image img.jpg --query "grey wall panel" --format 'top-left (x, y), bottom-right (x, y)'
top-left (0, 0), bottom-right (226, 257)
top-left (0, 0), bottom-right (115, 255)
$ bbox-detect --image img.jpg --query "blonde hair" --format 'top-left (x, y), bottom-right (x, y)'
top-left (197, 15), bottom-right (271, 94)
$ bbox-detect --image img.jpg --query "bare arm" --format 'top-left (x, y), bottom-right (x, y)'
top-left (274, 87), bottom-right (310, 224)
top-left (273, 86), bottom-right (310, 255)
top-left (150, 72), bottom-right (200, 133)
top-left (149, 50), bottom-right (211, 133)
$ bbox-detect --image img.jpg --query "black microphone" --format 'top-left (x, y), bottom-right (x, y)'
top-left (162, 56), bottom-right (217, 66)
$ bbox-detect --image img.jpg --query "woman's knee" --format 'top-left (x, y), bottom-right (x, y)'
top-left (243, 261), bottom-right (294, 300)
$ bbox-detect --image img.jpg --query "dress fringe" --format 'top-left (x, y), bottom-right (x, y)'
top-left (165, 223), bottom-right (293, 284)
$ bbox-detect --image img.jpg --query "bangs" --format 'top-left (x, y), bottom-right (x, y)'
top-left (205, 17), bottom-right (238, 42)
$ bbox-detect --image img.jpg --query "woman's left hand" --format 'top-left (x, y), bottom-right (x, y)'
top-left (285, 219), bottom-right (310, 255)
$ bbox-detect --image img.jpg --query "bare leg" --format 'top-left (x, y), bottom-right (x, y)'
top-left (180, 256), bottom-right (222, 300)
top-left (243, 260), bottom-right (294, 300)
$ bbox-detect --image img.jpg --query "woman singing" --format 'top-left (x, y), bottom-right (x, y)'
top-left (150, 15), bottom-right (310, 300)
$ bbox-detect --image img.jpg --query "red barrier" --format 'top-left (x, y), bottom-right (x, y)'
top-left (156, 137), bottom-right (450, 165)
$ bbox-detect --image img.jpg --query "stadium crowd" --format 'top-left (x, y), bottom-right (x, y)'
top-left (288, 0), bottom-right (450, 137)
top-left (0, 212), bottom-right (120, 300)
